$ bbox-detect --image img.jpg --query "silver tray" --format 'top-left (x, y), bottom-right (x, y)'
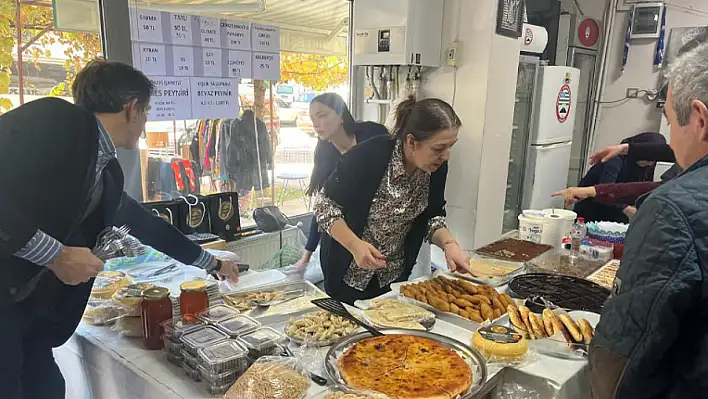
top-left (221, 280), bottom-right (327, 324)
top-left (325, 330), bottom-right (488, 399)
top-left (441, 254), bottom-right (526, 287)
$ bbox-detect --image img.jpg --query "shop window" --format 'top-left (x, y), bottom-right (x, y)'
top-left (131, 0), bottom-right (352, 229)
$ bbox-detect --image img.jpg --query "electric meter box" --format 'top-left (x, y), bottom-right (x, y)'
top-left (353, 0), bottom-right (444, 67)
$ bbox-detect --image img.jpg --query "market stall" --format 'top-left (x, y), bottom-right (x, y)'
top-left (57, 232), bottom-right (620, 399)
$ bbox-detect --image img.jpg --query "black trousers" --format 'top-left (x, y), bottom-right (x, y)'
top-left (1, 298), bottom-right (66, 399)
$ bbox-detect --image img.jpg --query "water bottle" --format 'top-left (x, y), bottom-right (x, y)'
top-left (569, 217), bottom-right (587, 259)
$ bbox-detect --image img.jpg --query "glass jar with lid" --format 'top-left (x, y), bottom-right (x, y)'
top-left (180, 281), bottom-right (209, 320)
top-left (140, 287), bottom-right (172, 350)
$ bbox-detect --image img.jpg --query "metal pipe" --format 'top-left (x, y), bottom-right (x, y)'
top-left (347, 0), bottom-right (355, 107)
top-left (15, 0), bottom-right (24, 105)
top-left (587, 0), bottom-right (618, 156)
top-left (269, 82), bottom-right (275, 205)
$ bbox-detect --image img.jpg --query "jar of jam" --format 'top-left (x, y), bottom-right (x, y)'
top-left (180, 281), bottom-right (209, 321)
top-left (140, 287), bottom-right (172, 350)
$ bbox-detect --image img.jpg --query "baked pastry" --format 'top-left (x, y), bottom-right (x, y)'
top-left (528, 312), bottom-right (546, 338)
top-left (545, 310), bottom-right (573, 344)
top-left (339, 335), bottom-right (472, 399)
top-left (542, 309), bottom-right (555, 337)
top-left (559, 314), bottom-right (583, 342)
top-left (518, 306), bottom-right (536, 340)
top-left (507, 305), bottom-right (525, 332)
top-left (577, 318), bottom-right (594, 344)
top-left (472, 325), bottom-right (528, 360)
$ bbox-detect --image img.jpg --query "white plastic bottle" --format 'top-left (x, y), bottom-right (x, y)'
top-left (569, 217), bottom-right (587, 259)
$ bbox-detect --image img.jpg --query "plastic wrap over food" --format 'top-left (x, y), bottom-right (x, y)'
top-left (225, 356), bottom-right (311, 399)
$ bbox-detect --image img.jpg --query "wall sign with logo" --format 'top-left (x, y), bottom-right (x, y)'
top-left (556, 84), bottom-right (572, 123)
top-left (129, 7), bottom-right (280, 121)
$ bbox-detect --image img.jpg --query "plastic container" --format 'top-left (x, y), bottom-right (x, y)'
top-left (162, 316), bottom-right (204, 340)
top-left (197, 305), bottom-right (240, 324)
top-left (181, 326), bottom-right (229, 356)
top-left (206, 381), bottom-right (233, 395)
top-left (91, 271), bottom-right (130, 299)
top-left (197, 364), bottom-right (241, 386)
top-left (163, 335), bottom-right (184, 357)
top-left (166, 351), bottom-right (183, 367)
top-left (182, 349), bottom-right (201, 370)
top-left (183, 361), bottom-right (201, 381)
top-left (569, 218), bottom-right (587, 259)
top-left (215, 315), bottom-right (261, 337)
top-left (239, 327), bottom-right (287, 358)
top-left (197, 339), bottom-right (249, 374)
top-left (518, 211), bottom-right (544, 243)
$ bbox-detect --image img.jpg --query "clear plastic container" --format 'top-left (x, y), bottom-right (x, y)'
top-left (197, 305), bottom-right (240, 324)
top-left (166, 351), bottom-right (183, 367)
top-left (215, 315), bottom-right (261, 337)
top-left (206, 381), bottom-right (234, 396)
top-left (197, 364), bottom-right (242, 386)
top-left (182, 349), bottom-right (200, 370)
top-left (183, 361), bottom-right (201, 381)
top-left (197, 339), bottom-right (249, 374)
top-left (162, 335), bottom-right (183, 357)
top-left (162, 316), bottom-right (204, 340)
top-left (180, 326), bottom-right (228, 356)
top-left (238, 327), bottom-right (287, 358)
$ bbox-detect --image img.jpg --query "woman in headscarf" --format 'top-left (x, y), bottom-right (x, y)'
top-left (556, 132), bottom-right (667, 222)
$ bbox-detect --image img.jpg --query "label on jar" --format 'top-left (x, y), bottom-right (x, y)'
top-left (477, 325), bottom-right (523, 344)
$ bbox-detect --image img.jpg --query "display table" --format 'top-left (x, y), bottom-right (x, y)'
top-left (57, 307), bottom-right (591, 398)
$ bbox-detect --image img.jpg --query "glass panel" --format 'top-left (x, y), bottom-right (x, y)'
top-left (130, 0), bottom-right (352, 229)
top-left (503, 59), bottom-right (537, 233)
top-left (567, 52), bottom-right (596, 187)
top-left (0, 2), bottom-right (103, 114)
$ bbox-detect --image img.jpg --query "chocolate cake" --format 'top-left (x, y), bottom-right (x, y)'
top-left (475, 238), bottom-right (553, 262)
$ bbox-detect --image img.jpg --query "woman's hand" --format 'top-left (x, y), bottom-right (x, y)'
top-left (589, 143), bottom-right (629, 164)
top-left (351, 240), bottom-right (387, 270)
top-left (294, 251), bottom-right (313, 269)
top-left (443, 242), bottom-right (474, 275)
top-left (552, 186), bottom-right (597, 207)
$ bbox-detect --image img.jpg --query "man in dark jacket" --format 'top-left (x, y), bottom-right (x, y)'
top-left (0, 61), bottom-right (239, 399)
top-left (590, 43), bottom-right (708, 398)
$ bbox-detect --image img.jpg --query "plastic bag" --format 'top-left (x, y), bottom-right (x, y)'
top-left (225, 356), bottom-right (311, 399)
top-left (112, 315), bottom-right (143, 338)
top-left (82, 299), bottom-right (130, 326)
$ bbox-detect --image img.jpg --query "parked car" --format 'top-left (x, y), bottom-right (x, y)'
top-left (275, 98), bottom-right (298, 125)
top-left (296, 107), bottom-right (314, 135)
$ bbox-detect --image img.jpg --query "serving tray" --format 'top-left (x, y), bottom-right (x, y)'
top-left (508, 273), bottom-right (610, 313)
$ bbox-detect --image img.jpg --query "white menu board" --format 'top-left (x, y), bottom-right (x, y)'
top-left (172, 46), bottom-right (195, 76)
top-left (252, 52), bottom-right (280, 81)
top-left (202, 48), bottom-right (222, 77)
top-left (251, 24), bottom-right (280, 53)
top-left (227, 50), bottom-right (252, 78)
top-left (170, 13), bottom-right (194, 45)
top-left (135, 9), bottom-right (164, 43)
top-left (199, 16), bottom-right (221, 48)
top-left (148, 77), bottom-right (193, 121)
top-left (190, 77), bottom-right (239, 119)
top-left (222, 20), bottom-right (251, 50)
top-left (138, 43), bottom-right (167, 75)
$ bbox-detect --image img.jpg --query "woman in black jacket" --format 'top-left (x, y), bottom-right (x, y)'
top-left (313, 96), bottom-right (472, 303)
top-left (295, 93), bottom-right (389, 266)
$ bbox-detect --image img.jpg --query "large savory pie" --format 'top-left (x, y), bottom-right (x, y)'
top-left (338, 335), bottom-right (472, 399)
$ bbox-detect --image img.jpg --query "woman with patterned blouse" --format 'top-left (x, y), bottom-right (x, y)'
top-left (313, 96), bottom-right (473, 303)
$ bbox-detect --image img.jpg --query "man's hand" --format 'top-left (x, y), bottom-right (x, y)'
top-left (216, 260), bottom-right (240, 283)
top-left (589, 144), bottom-right (629, 165)
top-left (552, 186), bottom-right (597, 207)
top-left (351, 240), bottom-right (387, 270)
top-left (48, 247), bottom-right (104, 285)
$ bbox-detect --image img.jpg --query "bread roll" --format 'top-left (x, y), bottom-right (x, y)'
top-left (559, 314), bottom-right (583, 343)
top-left (577, 318), bottom-right (594, 344)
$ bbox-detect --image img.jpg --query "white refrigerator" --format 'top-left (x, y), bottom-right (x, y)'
top-left (522, 65), bottom-right (580, 210)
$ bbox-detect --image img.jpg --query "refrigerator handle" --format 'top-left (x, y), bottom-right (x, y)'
top-left (534, 141), bottom-right (573, 151)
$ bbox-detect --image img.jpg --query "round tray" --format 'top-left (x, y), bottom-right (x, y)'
top-left (508, 273), bottom-right (611, 313)
top-left (325, 330), bottom-right (488, 399)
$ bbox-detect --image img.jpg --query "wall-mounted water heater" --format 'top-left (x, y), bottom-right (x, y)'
top-left (353, 0), bottom-right (444, 67)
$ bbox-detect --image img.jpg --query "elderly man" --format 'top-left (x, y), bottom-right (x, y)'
top-left (0, 61), bottom-right (240, 399)
top-left (590, 43), bottom-right (708, 398)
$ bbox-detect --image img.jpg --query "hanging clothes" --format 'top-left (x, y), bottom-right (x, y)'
top-left (226, 110), bottom-right (272, 191)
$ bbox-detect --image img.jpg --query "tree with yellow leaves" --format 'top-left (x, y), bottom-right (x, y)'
top-left (280, 52), bottom-right (348, 91)
top-left (0, 2), bottom-right (101, 112)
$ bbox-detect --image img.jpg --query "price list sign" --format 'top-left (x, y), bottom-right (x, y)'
top-left (190, 77), bottom-right (238, 119)
top-left (170, 13), bottom-right (194, 45)
top-left (148, 77), bottom-right (193, 121)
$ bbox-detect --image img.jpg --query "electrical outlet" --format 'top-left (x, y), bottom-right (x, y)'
top-left (447, 41), bottom-right (461, 67)
top-left (626, 88), bottom-right (639, 98)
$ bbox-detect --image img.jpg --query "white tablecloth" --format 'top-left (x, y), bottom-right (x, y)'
top-left (57, 318), bottom-right (590, 399)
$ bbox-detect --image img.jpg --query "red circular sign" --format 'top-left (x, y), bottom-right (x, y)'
top-left (577, 19), bottom-right (600, 48)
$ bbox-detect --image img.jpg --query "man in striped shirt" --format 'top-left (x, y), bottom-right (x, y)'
top-left (0, 61), bottom-right (239, 399)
